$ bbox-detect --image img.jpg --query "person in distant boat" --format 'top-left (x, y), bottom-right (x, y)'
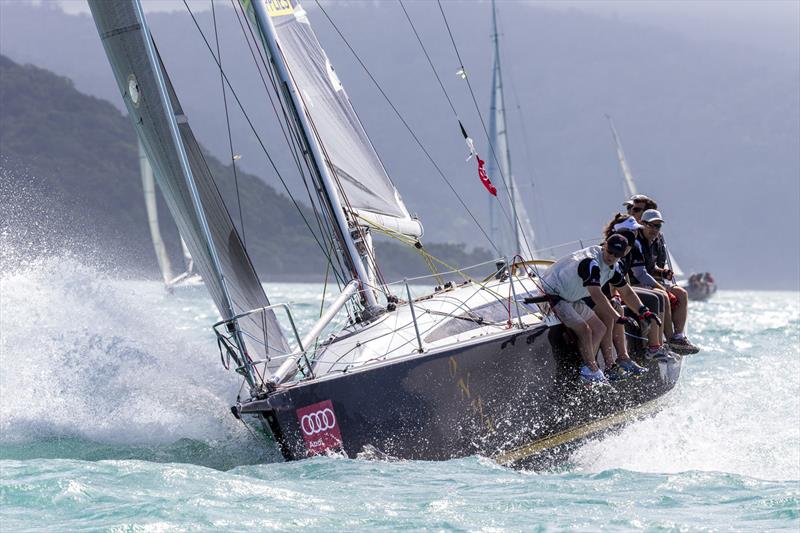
top-left (631, 209), bottom-right (699, 355)
top-left (539, 234), bottom-right (661, 384)
top-left (600, 215), bottom-right (671, 364)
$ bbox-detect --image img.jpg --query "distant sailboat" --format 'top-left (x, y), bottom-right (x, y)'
top-left (138, 139), bottom-right (202, 291)
top-left (89, 0), bottom-right (681, 467)
top-left (486, 0), bottom-right (536, 261)
top-left (605, 114), bottom-right (684, 278)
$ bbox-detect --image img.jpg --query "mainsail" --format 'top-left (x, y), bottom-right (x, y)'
top-left (487, 0), bottom-right (535, 259)
top-left (605, 114), bottom-right (684, 277)
top-left (89, 1), bottom-right (290, 370)
top-left (241, 0), bottom-right (421, 238)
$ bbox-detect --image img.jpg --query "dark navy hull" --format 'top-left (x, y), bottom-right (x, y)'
top-left (240, 324), bottom-right (681, 468)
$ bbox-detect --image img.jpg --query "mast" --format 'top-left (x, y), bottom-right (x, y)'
top-left (489, 0), bottom-right (533, 257)
top-left (605, 114), bottom-right (638, 199)
top-left (249, 0), bottom-right (379, 312)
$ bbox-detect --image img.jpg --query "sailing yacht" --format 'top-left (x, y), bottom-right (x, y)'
top-left (486, 0), bottom-right (536, 260)
top-left (138, 140), bottom-right (202, 292)
top-left (89, 0), bottom-right (681, 467)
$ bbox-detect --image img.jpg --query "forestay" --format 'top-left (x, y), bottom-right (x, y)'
top-left (89, 0), bottom-right (290, 367)
top-left (241, 0), bottom-right (422, 238)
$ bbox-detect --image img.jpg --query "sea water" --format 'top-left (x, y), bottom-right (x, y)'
top-left (1, 256), bottom-right (798, 531)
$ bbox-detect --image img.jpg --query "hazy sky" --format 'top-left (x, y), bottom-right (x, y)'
top-left (5, 0), bottom-right (799, 288)
top-left (42, 0), bottom-right (800, 51)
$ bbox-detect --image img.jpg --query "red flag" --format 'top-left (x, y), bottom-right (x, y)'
top-left (476, 155), bottom-right (497, 196)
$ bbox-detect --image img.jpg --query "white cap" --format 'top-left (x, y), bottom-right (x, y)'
top-left (642, 209), bottom-right (665, 224)
top-left (613, 216), bottom-right (644, 232)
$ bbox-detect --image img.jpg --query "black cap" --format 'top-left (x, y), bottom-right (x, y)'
top-left (614, 229), bottom-right (637, 248)
top-left (606, 234), bottom-right (629, 256)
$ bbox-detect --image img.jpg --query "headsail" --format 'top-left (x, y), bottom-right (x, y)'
top-left (241, 0), bottom-right (422, 238)
top-left (89, 0), bottom-right (290, 371)
top-left (487, 0), bottom-right (535, 259)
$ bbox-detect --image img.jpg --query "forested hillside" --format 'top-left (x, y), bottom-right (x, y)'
top-left (0, 55), bottom-right (489, 281)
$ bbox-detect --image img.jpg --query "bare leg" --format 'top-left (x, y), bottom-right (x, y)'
top-left (613, 323), bottom-right (632, 362)
top-left (591, 302), bottom-right (618, 367)
top-left (668, 286), bottom-right (688, 334)
top-left (652, 288), bottom-right (674, 339)
top-left (587, 314), bottom-right (606, 360)
top-left (570, 321), bottom-right (599, 371)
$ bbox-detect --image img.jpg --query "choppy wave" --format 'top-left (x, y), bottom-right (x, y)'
top-left (0, 254), bottom-right (279, 468)
top-left (1, 256), bottom-right (798, 530)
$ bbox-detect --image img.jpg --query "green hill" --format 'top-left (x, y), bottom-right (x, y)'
top-left (0, 55), bottom-right (489, 282)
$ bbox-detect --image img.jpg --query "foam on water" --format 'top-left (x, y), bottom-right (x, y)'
top-left (0, 252), bottom-right (279, 467)
top-left (573, 292), bottom-right (800, 482)
top-left (1, 255), bottom-right (799, 530)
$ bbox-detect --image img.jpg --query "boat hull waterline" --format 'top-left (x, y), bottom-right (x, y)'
top-left (239, 324), bottom-right (682, 468)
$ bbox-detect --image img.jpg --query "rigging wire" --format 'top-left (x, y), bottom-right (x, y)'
top-left (227, 0), bottom-right (340, 269)
top-left (211, 0), bottom-right (247, 245)
top-left (180, 0), bottom-right (348, 287)
top-left (312, 0), bottom-right (500, 257)
top-left (435, 0), bottom-right (534, 259)
top-left (227, 0), bottom-right (349, 287)
top-left (498, 7), bottom-right (554, 250)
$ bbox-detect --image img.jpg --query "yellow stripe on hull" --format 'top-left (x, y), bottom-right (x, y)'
top-left (494, 398), bottom-right (663, 466)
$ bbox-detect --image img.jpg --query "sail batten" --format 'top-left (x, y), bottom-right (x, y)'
top-left (89, 0), bottom-right (290, 371)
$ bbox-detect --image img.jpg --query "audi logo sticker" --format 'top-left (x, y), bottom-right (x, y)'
top-left (300, 408), bottom-right (336, 435)
top-left (295, 399), bottom-right (343, 455)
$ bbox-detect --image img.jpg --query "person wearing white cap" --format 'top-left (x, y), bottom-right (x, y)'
top-left (538, 235), bottom-right (661, 384)
top-left (634, 209), bottom-right (699, 355)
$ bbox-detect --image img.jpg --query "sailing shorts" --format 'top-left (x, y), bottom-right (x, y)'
top-left (552, 299), bottom-right (595, 328)
top-left (633, 287), bottom-right (663, 315)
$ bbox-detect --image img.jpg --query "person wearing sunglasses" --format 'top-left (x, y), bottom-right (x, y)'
top-left (624, 194), bottom-right (658, 223)
top-left (633, 210), bottom-right (699, 355)
top-left (539, 234), bottom-right (661, 384)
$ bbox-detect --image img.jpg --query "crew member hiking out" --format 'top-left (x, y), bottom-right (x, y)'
top-left (632, 209), bottom-right (699, 354)
top-left (539, 235), bottom-right (661, 384)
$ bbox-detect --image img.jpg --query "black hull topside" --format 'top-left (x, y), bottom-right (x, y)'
top-left (240, 324), bottom-right (682, 468)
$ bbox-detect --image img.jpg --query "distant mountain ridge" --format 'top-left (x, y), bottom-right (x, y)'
top-left (1, 0), bottom-right (798, 289)
top-left (0, 55), bottom-right (490, 281)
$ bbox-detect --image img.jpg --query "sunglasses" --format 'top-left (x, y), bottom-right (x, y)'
top-left (646, 222), bottom-right (662, 229)
top-left (629, 206), bottom-right (644, 214)
top-left (608, 248), bottom-right (626, 258)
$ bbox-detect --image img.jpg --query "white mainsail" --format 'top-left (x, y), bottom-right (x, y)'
top-left (89, 0), bottom-right (290, 379)
top-left (486, 0), bottom-right (535, 260)
top-left (242, 0), bottom-right (422, 239)
top-left (605, 115), bottom-right (684, 277)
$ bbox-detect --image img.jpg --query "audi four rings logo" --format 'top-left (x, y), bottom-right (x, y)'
top-left (300, 408), bottom-right (337, 436)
